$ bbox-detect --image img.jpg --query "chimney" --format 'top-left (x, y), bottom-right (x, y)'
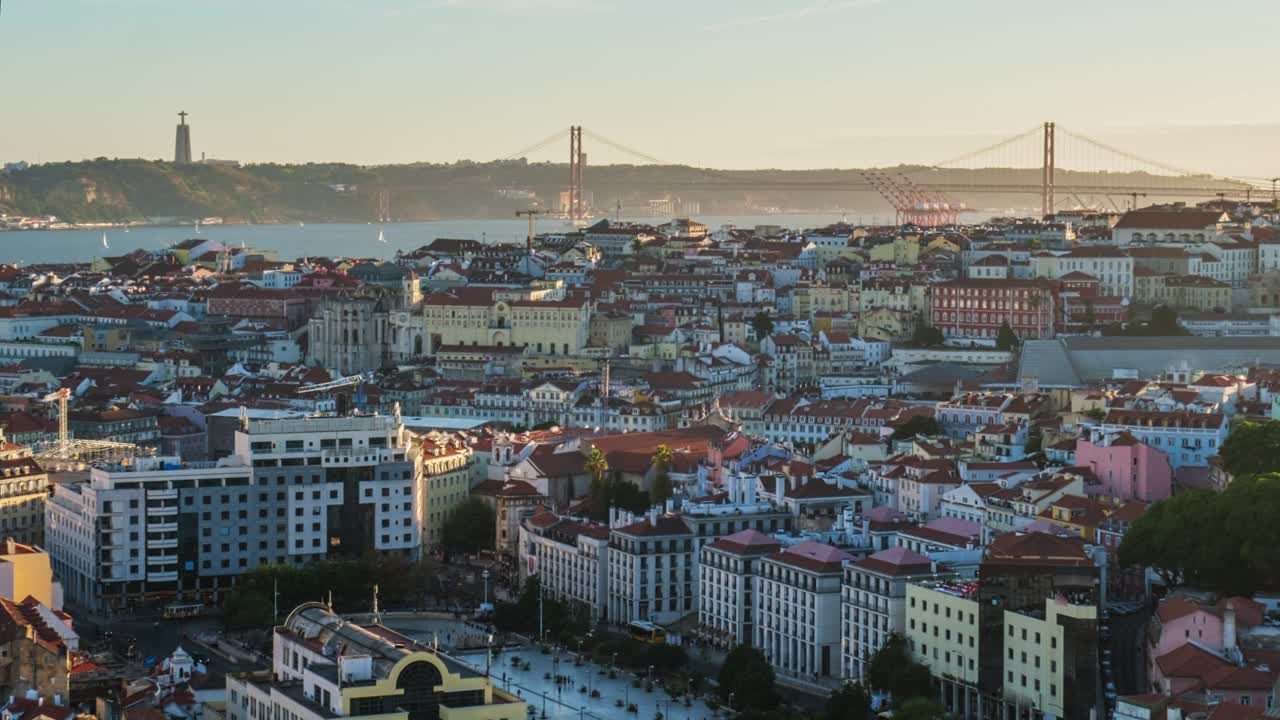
top-left (664, 498), bottom-right (673, 514)
top-left (775, 475), bottom-right (785, 502)
top-left (3, 537), bottom-right (13, 555)
top-left (609, 507), bottom-right (618, 528)
top-left (648, 506), bottom-right (659, 526)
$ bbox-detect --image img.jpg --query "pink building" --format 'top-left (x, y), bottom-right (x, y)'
top-left (1075, 431), bottom-right (1173, 502)
top-left (1149, 594), bottom-right (1273, 703)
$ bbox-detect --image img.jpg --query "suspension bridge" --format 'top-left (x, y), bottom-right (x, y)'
top-left (366, 122), bottom-right (1278, 226)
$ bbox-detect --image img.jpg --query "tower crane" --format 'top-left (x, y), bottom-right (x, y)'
top-left (298, 372), bottom-right (375, 415)
top-left (515, 207), bottom-right (550, 256)
top-left (41, 388), bottom-right (71, 456)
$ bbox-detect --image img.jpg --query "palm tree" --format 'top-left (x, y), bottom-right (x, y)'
top-left (651, 444), bottom-right (674, 504)
top-left (586, 447), bottom-right (610, 521)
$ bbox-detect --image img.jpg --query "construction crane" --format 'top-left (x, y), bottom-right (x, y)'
top-left (515, 207), bottom-right (550, 256)
top-left (35, 387), bottom-right (146, 466)
top-left (298, 372), bottom-right (375, 415)
top-left (41, 389), bottom-right (71, 456)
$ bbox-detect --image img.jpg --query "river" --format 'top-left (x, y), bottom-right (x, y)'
top-left (0, 211), bottom-right (994, 265)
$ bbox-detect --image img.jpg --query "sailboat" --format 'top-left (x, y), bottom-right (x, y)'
top-left (101, 232), bottom-right (109, 250)
top-left (195, 219), bottom-right (201, 233)
top-left (298, 222), bottom-right (305, 229)
top-left (377, 230), bottom-right (387, 244)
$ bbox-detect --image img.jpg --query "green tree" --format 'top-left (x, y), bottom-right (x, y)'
top-left (893, 698), bottom-right (949, 720)
top-left (750, 311), bottom-right (774, 341)
top-left (718, 646), bottom-right (778, 711)
top-left (442, 497), bottom-right (496, 553)
top-left (825, 682), bottom-right (872, 720)
top-left (1118, 475), bottom-right (1280, 595)
top-left (911, 323), bottom-right (945, 347)
top-left (586, 447), bottom-right (610, 522)
top-left (866, 634), bottom-right (933, 703)
top-left (1083, 407), bottom-right (1106, 421)
top-left (995, 322), bottom-right (1019, 351)
top-left (1220, 419), bottom-right (1280, 478)
top-left (651, 444), bottom-right (674, 505)
top-left (1150, 304), bottom-right (1181, 334)
top-left (891, 415), bottom-right (940, 440)
top-left (609, 480), bottom-right (651, 515)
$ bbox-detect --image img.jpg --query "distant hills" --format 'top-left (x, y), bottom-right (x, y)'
top-left (0, 158), bottom-right (1249, 223)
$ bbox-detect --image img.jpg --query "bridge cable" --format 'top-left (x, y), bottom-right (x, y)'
top-left (502, 127), bottom-right (571, 162)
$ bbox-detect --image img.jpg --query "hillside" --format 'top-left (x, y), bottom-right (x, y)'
top-left (0, 158), bottom-right (1248, 223)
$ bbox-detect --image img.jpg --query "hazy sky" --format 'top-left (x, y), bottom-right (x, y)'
top-left (5, 0), bottom-right (1279, 177)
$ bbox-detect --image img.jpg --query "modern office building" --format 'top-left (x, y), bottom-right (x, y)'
top-left (46, 415), bottom-right (422, 612)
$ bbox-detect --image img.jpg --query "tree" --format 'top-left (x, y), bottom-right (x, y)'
top-left (750, 311), bottom-right (774, 341)
top-left (825, 682), bottom-right (871, 720)
top-left (910, 324), bottom-right (945, 348)
top-left (1083, 298), bottom-right (1097, 327)
top-left (651, 444), bottom-right (674, 505)
top-left (441, 497), bottom-right (496, 553)
top-left (1118, 475), bottom-right (1280, 595)
top-left (718, 646), bottom-right (778, 711)
top-left (866, 634), bottom-right (933, 704)
top-left (893, 698), bottom-right (949, 720)
top-left (1150, 304), bottom-right (1181, 334)
top-left (1220, 419), bottom-right (1280, 478)
top-left (891, 415), bottom-right (940, 440)
top-left (1083, 407), bottom-right (1106, 421)
top-left (586, 447), bottom-right (610, 522)
top-left (609, 480), bottom-right (650, 515)
top-left (995, 322), bottom-right (1019, 351)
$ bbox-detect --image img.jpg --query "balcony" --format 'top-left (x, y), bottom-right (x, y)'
top-left (147, 537), bottom-right (178, 550)
top-left (147, 570), bottom-right (179, 583)
top-left (146, 552), bottom-right (179, 565)
top-left (148, 521), bottom-right (178, 533)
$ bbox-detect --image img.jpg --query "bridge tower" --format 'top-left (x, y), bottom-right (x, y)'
top-left (568, 126), bottom-right (584, 221)
top-left (1041, 121), bottom-right (1055, 217)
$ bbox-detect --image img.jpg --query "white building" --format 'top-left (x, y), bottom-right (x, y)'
top-left (754, 540), bottom-right (853, 679)
top-left (606, 510), bottom-right (694, 626)
top-left (1099, 408), bottom-right (1226, 468)
top-left (842, 546), bottom-right (947, 680)
top-left (517, 510), bottom-right (609, 622)
top-left (697, 529), bottom-right (782, 649)
top-left (46, 415), bottom-right (422, 612)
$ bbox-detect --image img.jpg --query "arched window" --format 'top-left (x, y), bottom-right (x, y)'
top-left (395, 661), bottom-right (444, 720)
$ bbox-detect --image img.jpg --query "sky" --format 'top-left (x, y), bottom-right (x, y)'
top-left (4, 0), bottom-right (1280, 178)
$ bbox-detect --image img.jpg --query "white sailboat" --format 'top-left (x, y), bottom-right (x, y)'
top-left (299, 222), bottom-right (305, 229)
top-left (377, 229), bottom-right (387, 244)
top-left (195, 219), bottom-right (201, 233)
top-left (101, 232), bottom-right (109, 250)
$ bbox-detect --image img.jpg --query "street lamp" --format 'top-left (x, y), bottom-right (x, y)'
top-left (485, 633), bottom-right (494, 677)
top-left (483, 569), bottom-right (490, 608)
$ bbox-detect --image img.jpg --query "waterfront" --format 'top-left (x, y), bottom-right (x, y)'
top-left (0, 211), bottom-right (995, 264)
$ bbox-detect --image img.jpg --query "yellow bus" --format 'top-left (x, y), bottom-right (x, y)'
top-left (163, 603), bottom-right (203, 620)
top-left (626, 620), bottom-right (667, 644)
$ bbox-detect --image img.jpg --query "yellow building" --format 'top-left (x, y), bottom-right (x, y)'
top-left (423, 286), bottom-right (591, 356)
top-left (421, 438), bottom-right (475, 548)
top-left (869, 235), bottom-right (922, 266)
top-left (906, 579), bottom-right (1098, 719)
top-left (0, 539), bottom-right (57, 608)
top-left (0, 437), bottom-right (50, 548)
top-left (227, 603), bottom-right (525, 720)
